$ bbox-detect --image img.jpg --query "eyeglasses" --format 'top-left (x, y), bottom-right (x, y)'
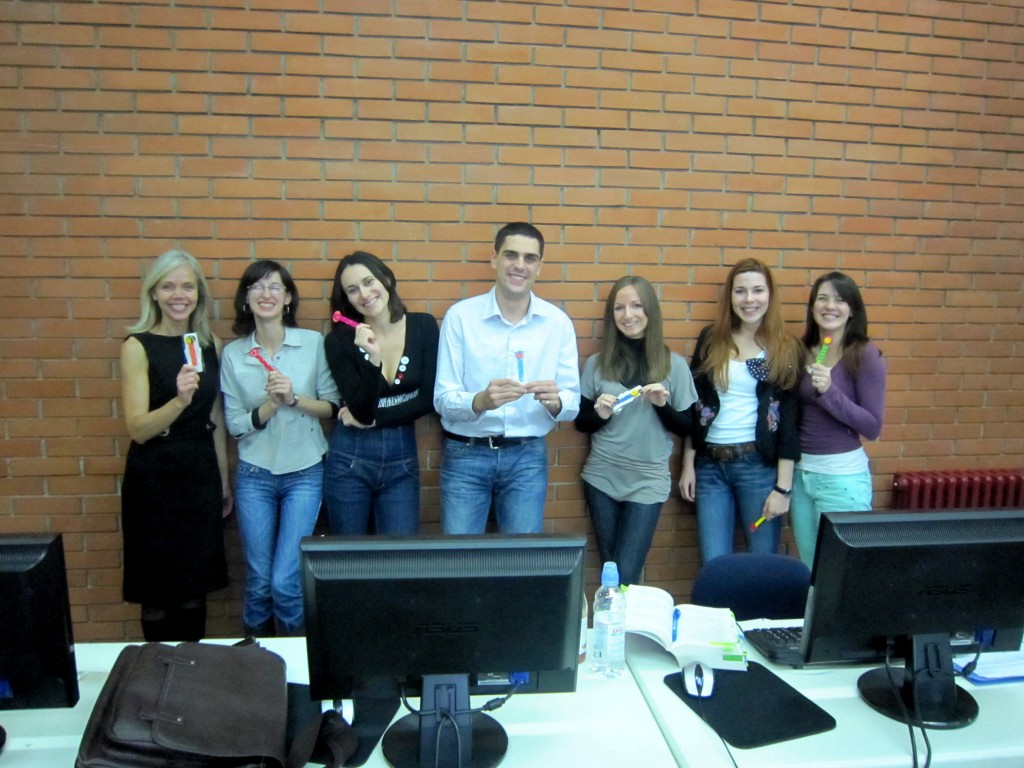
top-left (248, 282), bottom-right (285, 296)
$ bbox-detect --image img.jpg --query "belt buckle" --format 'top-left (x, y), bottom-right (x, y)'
top-left (487, 435), bottom-right (499, 449)
top-left (709, 444), bottom-right (737, 461)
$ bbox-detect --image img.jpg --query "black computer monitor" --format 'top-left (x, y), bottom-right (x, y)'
top-left (801, 509), bottom-right (1024, 729)
top-left (300, 534), bottom-right (586, 768)
top-left (0, 533), bottom-right (79, 711)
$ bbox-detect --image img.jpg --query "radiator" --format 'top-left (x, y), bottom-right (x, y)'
top-left (891, 469), bottom-right (1024, 510)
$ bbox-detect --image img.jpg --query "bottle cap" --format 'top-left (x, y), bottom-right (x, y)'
top-left (600, 561), bottom-right (620, 587)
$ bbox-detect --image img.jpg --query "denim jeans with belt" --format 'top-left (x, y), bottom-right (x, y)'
top-left (583, 481), bottom-right (663, 586)
top-left (695, 452), bottom-right (780, 564)
top-left (440, 436), bottom-right (548, 534)
top-left (323, 423), bottom-right (421, 535)
top-left (234, 458), bottom-right (323, 634)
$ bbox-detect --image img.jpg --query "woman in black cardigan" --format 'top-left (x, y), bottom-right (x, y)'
top-left (679, 258), bottom-right (802, 563)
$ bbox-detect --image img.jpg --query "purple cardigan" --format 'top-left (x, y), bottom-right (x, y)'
top-left (798, 342), bottom-right (886, 456)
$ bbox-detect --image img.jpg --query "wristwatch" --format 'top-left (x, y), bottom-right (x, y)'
top-left (288, 394), bottom-right (299, 408)
top-left (773, 484), bottom-right (792, 498)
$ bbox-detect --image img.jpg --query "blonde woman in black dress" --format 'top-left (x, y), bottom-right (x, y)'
top-left (120, 250), bottom-right (231, 641)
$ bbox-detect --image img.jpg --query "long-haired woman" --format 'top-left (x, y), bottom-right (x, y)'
top-left (790, 271), bottom-right (886, 567)
top-left (575, 276), bottom-right (697, 585)
top-left (120, 249), bottom-right (230, 641)
top-left (679, 259), bottom-right (803, 563)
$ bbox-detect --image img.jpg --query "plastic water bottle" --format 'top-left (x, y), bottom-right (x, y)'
top-left (591, 562), bottom-right (626, 678)
top-left (577, 591), bottom-right (588, 663)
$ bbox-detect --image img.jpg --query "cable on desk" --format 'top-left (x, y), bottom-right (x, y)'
top-left (399, 681), bottom-right (522, 718)
top-left (695, 692), bottom-right (739, 768)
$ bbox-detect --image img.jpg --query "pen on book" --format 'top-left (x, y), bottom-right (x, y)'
top-left (672, 607), bottom-right (680, 642)
top-left (750, 516), bottom-right (766, 532)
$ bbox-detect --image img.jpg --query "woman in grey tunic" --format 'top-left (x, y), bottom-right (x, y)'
top-left (575, 276), bottom-right (697, 585)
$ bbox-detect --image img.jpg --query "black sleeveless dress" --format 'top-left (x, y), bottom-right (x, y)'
top-left (121, 333), bottom-right (228, 605)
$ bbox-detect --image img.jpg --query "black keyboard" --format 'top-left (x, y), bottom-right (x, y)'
top-left (744, 626), bottom-right (805, 667)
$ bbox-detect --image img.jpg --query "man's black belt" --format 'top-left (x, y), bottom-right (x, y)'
top-left (443, 431), bottom-right (539, 449)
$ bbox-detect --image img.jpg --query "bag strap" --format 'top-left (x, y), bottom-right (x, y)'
top-left (286, 710), bottom-right (358, 768)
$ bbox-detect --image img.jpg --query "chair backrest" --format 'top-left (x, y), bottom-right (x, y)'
top-left (690, 553), bottom-right (810, 621)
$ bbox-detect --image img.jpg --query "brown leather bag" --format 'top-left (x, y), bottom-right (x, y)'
top-left (75, 642), bottom-right (289, 768)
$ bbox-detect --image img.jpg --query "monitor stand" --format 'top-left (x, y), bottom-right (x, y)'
top-left (858, 633), bottom-right (979, 730)
top-left (381, 674), bottom-right (508, 768)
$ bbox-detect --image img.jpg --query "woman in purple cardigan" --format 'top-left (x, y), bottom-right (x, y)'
top-left (791, 272), bottom-right (887, 567)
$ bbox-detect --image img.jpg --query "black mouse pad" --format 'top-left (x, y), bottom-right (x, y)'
top-left (665, 661), bottom-right (836, 748)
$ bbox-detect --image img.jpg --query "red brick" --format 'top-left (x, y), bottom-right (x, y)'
top-left (2, 1), bottom-right (1022, 641)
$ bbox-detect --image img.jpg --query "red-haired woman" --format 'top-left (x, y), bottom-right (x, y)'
top-left (679, 259), bottom-right (803, 563)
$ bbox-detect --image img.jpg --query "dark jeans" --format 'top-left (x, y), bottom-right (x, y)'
top-left (235, 459), bottom-right (323, 634)
top-left (440, 437), bottom-right (548, 534)
top-left (324, 423), bottom-right (421, 535)
top-left (695, 453), bottom-right (781, 564)
top-left (583, 481), bottom-right (663, 586)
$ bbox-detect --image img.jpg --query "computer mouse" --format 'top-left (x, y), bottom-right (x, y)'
top-left (682, 662), bottom-right (714, 698)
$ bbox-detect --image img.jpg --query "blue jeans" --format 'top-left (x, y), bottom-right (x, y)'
top-left (695, 453), bottom-right (780, 564)
top-left (324, 424), bottom-right (420, 535)
top-left (790, 468), bottom-right (873, 568)
top-left (440, 437), bottom-right (548, 534)
top-left (234, 459), bottom-right (323, 634)
top-left (583, 481), bottom-right (663, 586)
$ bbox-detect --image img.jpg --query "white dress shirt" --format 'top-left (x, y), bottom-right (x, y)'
top-left (434, 288), bottom-right (581, 438)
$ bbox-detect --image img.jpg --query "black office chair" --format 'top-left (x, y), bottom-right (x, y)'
top-left (690, 553), bottom-right (810, 621)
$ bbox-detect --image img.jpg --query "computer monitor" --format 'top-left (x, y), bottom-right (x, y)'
top-left (801, 509), bottom-right (1024, 729)
top-left (300, 534), bottom-right (586, 768)
top-left (0, 533), bottom-right (79, 710)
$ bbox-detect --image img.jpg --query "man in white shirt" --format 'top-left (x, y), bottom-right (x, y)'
top-left (434, 223), bottom-right (581, 533)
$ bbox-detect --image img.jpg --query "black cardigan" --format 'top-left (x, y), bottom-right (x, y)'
top-left (324, 312), bottom-right (439, 428)
top-left (688, 325), bottom-right (800, 464)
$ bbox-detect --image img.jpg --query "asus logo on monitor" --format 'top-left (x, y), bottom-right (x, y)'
top-left (416, 623), bottom-right (480, 636)
top-left (917, 583), bottom-right (973, 597)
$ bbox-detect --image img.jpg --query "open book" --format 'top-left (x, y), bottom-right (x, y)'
top-left (625, 585), bottom-right (747, 671)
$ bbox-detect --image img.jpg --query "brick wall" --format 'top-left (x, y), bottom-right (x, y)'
top-left (1, 0), bottom-right (1022, 641)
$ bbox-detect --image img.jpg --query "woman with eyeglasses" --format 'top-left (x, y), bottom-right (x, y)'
top-left (120, 250), bottom-right (230, 641)
top-left (220, 260), bottom-right (340, 637)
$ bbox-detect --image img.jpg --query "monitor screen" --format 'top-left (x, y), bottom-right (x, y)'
top-left (801, 509), bottom-right (1024, 728)
top-left (300, 533), bottom-right (586, 768)
top-left (0, 533), bottom-right (79, 710)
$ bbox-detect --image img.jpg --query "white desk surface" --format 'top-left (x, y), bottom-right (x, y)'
top-left (0, 636), bottom-right (676, 767)
top-left (626, 620), bottom-right (1024, 768)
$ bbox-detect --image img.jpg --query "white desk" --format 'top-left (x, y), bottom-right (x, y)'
top-left (0, 637), bottom-right (676, 767)
top-left (626, 621), bottom-right (1024, 768)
